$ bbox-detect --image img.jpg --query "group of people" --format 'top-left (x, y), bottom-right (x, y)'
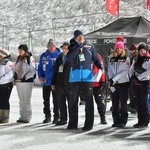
top-left (108, 38), bottom-right (150, 128)
top-left (0, 29), bottom-right (150, 131)
top-left (37, 30), bottom-right (107, 131)
top-left (0, 44), bottom-right (36, 123)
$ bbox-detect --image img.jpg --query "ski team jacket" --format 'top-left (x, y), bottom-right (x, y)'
top-left (51, 53), bottom-right (71, 87)
top-left (66, 40), bottom-right (102, 82)
top-left (0, 59), bottom-right (14, 85)
top-left (108, 55), bottom-right (130, 84)
top-left (93, 54), bottom-right (105, 87)
top-left (129, 56), bottom-right (150, 81)
top-left (38, 49), bottom-right (60, 86)
top-left (14, 56), bottom-right (36, 82)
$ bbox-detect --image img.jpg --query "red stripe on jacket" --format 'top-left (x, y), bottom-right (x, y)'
top-left (93, 54), bottom-right (105, 87)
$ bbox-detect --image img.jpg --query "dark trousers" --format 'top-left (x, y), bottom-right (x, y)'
top-left (42, 86), bottom-right (59, 119)
top-left (68, 82), bottom-right (94, 128)
top-left (133, 81), bottom-right (149, 124)
top-left (128, 84), bottom-right (136, 109)
top-left (57, 86), bottom-right (69, 121)
top-left (0, 82), bottom-right (13, 110)
top-left (79, 84), bottom-right (86, 102)
top-left (93, 87), bottom-right (106, 118)
top-left (110, 84), bottom-right (128, 125)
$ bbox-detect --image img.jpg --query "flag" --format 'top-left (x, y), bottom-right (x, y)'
top-left (147, 0), bottom-right (150, 10)
top-left (106, 0), bottom-right (119, 16)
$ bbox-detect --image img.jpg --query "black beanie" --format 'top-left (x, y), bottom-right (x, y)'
top-left (60, 42), bottom-right (70, 48)
top-left (137, 42), bottom-right (148, 51)
top-left (74, 30), bottom-right (83, 39)
top-left (18, 44), bottom-right (28, 52)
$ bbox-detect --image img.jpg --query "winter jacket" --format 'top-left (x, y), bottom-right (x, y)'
top-left (66, 39), bottom-right (102, 82)
top-left (51, 53), bottom-right (71, 87)
top-left (108, 53), bottom-right (130, 84)
top-left (14, 55), bottom-right (36, 82)
top-left (129, 53), bottom-right (150, 81)
top-left (38, 49), bottom-right (60, 86)
top-left (93, 54), bottom-right (105, 87)
top-left (0, 58), bottom-right (14, 85)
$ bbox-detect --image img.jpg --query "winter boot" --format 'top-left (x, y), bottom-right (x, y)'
top-left (1, 109), bottom-right (9, 124)
top-left (0, 109), bottom-right (3, 123)
top-left (52, 117), bottom-right (59, 124)
top-left (43, 115), bottom-right (51, 123)
top-left (100, 116), bottom-right (107, 124)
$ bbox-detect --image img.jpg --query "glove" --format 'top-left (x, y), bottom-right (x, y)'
top-left (21, 76), bottom-right (26, 82)
top-left (100, 82), bottom-right (105, 89)
top-left (64, 84), bottom-right (70, 92)
top-left (13, 72), bottom-right (18, 80)
top-left (109, 79), bottom-right (114, 86)
top-left (70, 38), bottom-right (76, 45)
top-left (130, 75), bottom-right (139, 85)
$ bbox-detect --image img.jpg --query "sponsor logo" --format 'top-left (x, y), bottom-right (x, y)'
top-left (104, 38), bottom-right (127, 44)
top-left (94, 32), bottom-right (131, 36)
top-left (87, 39), bottom-right (97, 44)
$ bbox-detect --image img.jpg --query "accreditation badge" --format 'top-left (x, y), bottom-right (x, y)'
top-left (79, 53), bottom-right (85, 62)
top-left (58, 65), bottom-right (63, 72)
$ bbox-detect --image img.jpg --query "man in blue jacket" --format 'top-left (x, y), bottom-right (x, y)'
top-left (38, 39), bottom-right (60, 123)
top-left (66, 30), bottom-right (102, 131)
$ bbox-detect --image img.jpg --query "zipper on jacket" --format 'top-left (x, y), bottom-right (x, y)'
top-left (80, 65), bottom-right (83, 82)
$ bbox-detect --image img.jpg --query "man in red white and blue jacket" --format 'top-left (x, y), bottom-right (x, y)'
top-left (66, 30), bottom-right (102, 131)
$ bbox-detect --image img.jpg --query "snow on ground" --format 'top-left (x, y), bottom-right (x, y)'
top-left (0, 86), bottom-right (150, 150)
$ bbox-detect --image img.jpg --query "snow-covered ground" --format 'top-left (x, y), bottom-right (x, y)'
top-left (0, 86), bottom-right (150, 150)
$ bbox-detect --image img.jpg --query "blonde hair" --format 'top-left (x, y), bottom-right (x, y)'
top-left (113, 50), bottom-right (126, 57)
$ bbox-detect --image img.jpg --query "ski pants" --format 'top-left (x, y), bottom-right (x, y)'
top-left (16, 82), bottom-right (33, 121)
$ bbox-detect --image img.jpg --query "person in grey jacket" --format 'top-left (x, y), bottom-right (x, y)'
top-left (108, 41), bottom-right (130, 128)
top-left (14, 44), bottom-right (36, 123)
top-left (0, 49), bottom-right (13, 123)
top-left (129, 42), bottom-right (150, 128)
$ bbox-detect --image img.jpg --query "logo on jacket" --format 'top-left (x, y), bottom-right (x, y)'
top-left (84, 45), bottom-right (92, 48)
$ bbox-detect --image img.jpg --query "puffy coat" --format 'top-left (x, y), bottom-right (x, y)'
top-left (108, 54), bottom-right (130, 84)
top-left (51, 53), bottom-right (71, 87)
top-left (38, 49), bottom-right (60, 86)
top-left (129, 53), bottom-right (150, 81)
top-left (0, 58), bottom-right (14, 84)
top-left (14, 55), bottom-right (36, 82)
top-left (66, 39), bottom-right (102, 82)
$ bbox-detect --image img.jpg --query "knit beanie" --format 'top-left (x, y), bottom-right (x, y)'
top-left (130, 43), bottom-right (137, 51)
top-left (116, 36), bottom-right (124, 42)
top-left (137, 42), bottom-right (148, 51)
top-left (60, 42), bottom-right (70, 48)
top-left (74, 30), bottom-right (83, 39)
top-left (18, 44), bottom-right (28, 52)
top-left (115, 41), bottom-right (125, 50)
top-left (47, 39), bottom-right (55, 48)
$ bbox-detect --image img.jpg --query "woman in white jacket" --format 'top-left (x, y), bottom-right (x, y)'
top-left (129, 42), bottom-right (150, 128)
top-left (14, 44), bottom-right (36, 123)
top-left (0, 49), bottom-right (13, 123)
top-left (108, 41), bottom-right (130, 128)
